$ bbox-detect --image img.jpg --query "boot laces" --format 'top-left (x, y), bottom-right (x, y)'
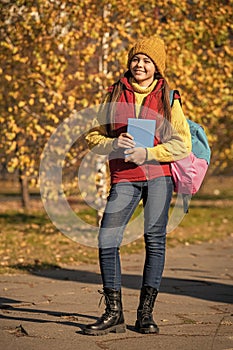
top-left (140, 295), bottom-right (155, 318)
top-left (141, 305), bottom-right (152, 318)
top-left (98, 289), bottom-right (110, 307)
top-left (97, 290), bottom-right (116, 320)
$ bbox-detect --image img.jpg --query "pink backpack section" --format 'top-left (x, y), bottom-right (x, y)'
top-left (171, 153), bottom-right (209, 195)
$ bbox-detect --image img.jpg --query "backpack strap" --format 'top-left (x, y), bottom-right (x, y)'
top-left (169, 89), bottom-right (182, 107)
top-left (169, 89), bottom-right (190, 213)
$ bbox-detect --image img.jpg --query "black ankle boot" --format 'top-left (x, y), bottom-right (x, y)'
top-left (135, 286), bottom-right (159, 334)
top-left (83, 288), bottom-right (126, 336)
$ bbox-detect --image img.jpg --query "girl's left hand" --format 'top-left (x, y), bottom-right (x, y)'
top-left (124, 147), bottom-right (147, 165)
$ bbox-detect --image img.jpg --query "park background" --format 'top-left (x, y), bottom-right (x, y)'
top-left (0, 0), bottom-right (232, 274)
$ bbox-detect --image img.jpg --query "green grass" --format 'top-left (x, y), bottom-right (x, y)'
top-left (0, 176), bottom-right (232, 274)
top-left (0, 209), bottom-right (99, 274)
top-left (167, 205), bottom-right (232, 246)
top-left (0, 203), bottom-right (232, 275)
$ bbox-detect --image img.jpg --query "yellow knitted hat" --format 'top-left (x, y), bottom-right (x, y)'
top-left (127, 36), bottom-right (166, 76)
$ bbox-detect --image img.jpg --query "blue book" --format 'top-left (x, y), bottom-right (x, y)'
top-left (127, 118), bottom-right (156, 148)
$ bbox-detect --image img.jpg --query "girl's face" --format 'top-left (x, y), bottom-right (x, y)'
top-left (130, 54), bottom-right (156, 87)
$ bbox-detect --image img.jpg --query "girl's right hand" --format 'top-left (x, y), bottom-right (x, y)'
top-left (113, 133), bottom-right (136, 150)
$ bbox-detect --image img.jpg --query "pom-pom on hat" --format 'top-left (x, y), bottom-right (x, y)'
top-left (127, 36), bottom-right (166, 76)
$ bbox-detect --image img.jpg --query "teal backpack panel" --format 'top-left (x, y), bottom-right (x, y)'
top-left (187, 119), bottom-right (211, 164)
top-left (169, 90), bottom-right (211, 164)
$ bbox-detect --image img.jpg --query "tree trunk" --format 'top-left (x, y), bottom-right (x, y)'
top-left (95, 156), bottom-right (109, 225)
top-left (95, 5), bottom-right (111, 225)
top-left (19, 169), bottom-right (30, 210)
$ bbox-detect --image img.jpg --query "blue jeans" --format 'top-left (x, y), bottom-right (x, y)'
top-left (98, 176), bottom-right (174, 291)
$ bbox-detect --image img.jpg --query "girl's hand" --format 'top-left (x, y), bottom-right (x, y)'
top-left (113, 133), bottom-right (135, 149)
top-left (124, 147), bottom-right (147, 165)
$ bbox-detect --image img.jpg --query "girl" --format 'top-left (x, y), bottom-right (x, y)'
top-left (83, 36), bottom-right (191, 335)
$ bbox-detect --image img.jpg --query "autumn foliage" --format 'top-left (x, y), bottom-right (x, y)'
top-left (0, 0), bottom-right (232, 207)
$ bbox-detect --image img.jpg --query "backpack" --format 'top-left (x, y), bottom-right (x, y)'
top-left (169, 90), bottom-right (211, 212)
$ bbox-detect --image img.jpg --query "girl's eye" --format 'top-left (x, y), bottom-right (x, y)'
top-left (131, 57), bottom-right (152, 64)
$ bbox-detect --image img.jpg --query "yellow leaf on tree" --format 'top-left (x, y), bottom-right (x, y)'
top-left (18, 101), bottom-right (26, 108)
top-left (5, 75), bottom-right (12, 81)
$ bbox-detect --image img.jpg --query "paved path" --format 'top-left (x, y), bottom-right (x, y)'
top-left (0, 238), bottom-right (233, 350)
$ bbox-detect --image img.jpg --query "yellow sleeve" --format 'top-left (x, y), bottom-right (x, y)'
top-left (85, 93), bottom-right (115, 155)
top-left (147, 99), bottom-right (192, 162)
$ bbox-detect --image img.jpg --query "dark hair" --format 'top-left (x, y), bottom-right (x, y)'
top-left (154, 71), bottom-right (173, 142)
top-left (107, 70), bottom-right (172, 142)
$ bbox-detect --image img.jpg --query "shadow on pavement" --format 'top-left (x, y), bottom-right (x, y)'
top-left (7, 267), bottom-right (232, 304)
top-left (0, 297), bottom-right (95, 331)
top-left (0, 270), bottom-right (232, 333)
top-left (34, 267), bottom-right (232, 304)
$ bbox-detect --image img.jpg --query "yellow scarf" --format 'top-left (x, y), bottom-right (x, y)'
top-left (129, 78), bottom-right (158, 117)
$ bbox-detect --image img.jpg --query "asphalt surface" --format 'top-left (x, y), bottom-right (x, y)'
top-left (0, 237), bottom-right (233, 350)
